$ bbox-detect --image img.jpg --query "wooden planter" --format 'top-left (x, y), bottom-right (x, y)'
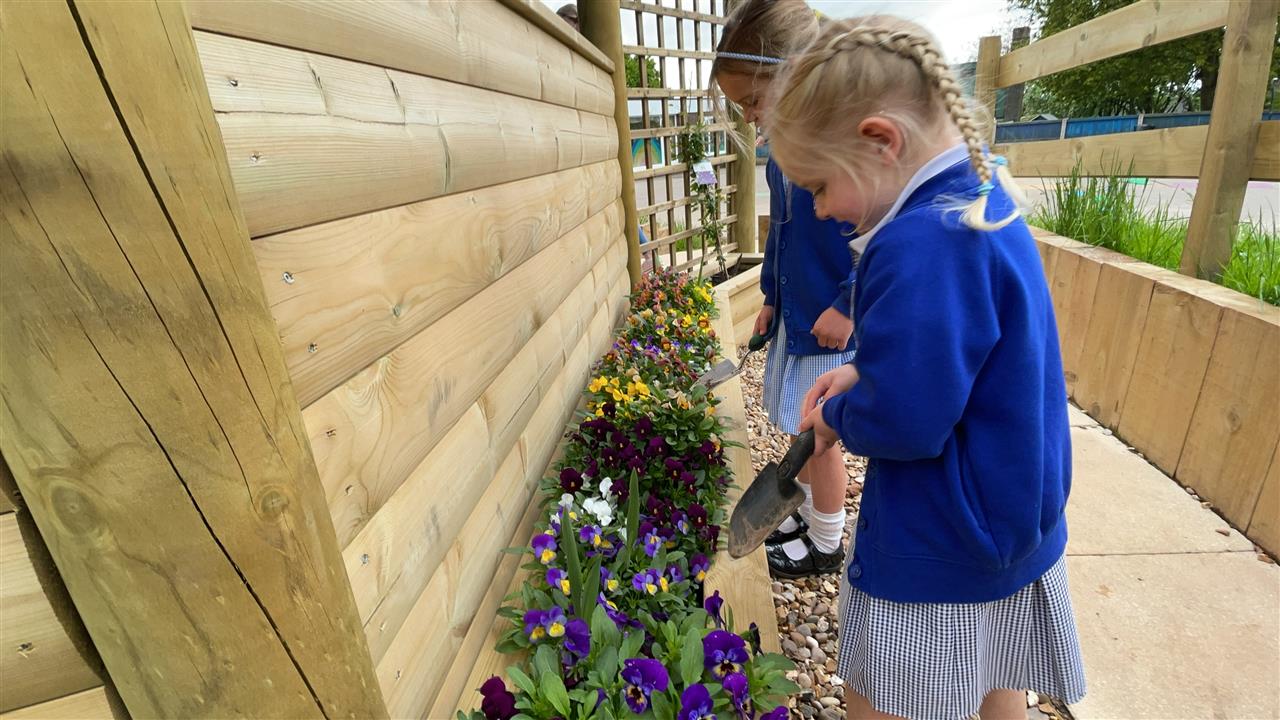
top-left (1034, 229), bottom-right (1279, 556)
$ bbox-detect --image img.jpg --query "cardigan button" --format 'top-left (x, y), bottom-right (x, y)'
top-left (857, 517), bottom-right (868, 531)
top-left (848, 562), bottom-right (863, 580)
top-left (779, 276), bottom-right (788, 285)
top-left (782, 309), bottom-right (791, 318)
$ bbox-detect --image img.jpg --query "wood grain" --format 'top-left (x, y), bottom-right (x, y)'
top-left (304, 201), bottom-right (622, 549)
top-left (1176, 307), bottom-right (1280, 527)
top-left (186, 0), bottom-right (612, 114)
top-left (496, 0), bottom-right (616, 72)
top-left (253, 160), bottom-right (620, 406)
top-left (1116, 280), bottom-right (1224, 476)
top-left (348, 250), bottom-right (612, 656)
top-left (195, 31), bottom-right (615, 237)
top-left (1180, 0), bottom-right (1280, 279)
top-left (0, 514), bottom-right (102, 712)
top-left (1247, 442), bottom-right (1280, 557)
top-left (1049, 249), bottom-right (1104, 397)
top-left (2, 2), bottom-right (384, 715)
top-left (996, 0), bottom-right (1231, 87)
top-left (974, 36), bottom-right (1002, 123)
top-left (0, 687), bottom-right (126, 720)
top-left (996, 122), bottom-right (1280, 181)
top-left (1073, 261), bottom-right (1157, 429)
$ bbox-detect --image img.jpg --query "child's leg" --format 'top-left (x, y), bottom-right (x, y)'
top-left (847, 690), bottom-right (906, 720)
top-left (978, 689), bottom-right (1026, 719)
top-left (803, 446), bottom-right (847, 553)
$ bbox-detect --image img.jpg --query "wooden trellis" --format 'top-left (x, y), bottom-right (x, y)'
top-left (620, 0), bottom-right (752, 275)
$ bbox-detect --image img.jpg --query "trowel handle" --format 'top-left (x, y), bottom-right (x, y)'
top-left (778, 429), bottom-right (816, 483)
top-left (747, 333), bottom-right (767, 352)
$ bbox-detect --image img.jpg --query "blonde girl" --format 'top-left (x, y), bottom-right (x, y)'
top-left (712, 0), bottom-right (860, 580)
top-left (770, 16), bottom-right (1087, 720)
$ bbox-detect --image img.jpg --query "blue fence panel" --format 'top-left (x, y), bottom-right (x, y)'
top-left (1065, 115), bottom-right (1139, 138)
top-left (1142, 112), bottom-right (1210, 129)
top-left (995, 119), bottom-right (1062, 143)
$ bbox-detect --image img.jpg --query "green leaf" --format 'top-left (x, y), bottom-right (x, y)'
top-left (649, 691), bottom-right (674, 720)
top-left (578, 554), bottom-right (602, 621)
top-left (562, 511), bottom-right (584, 611)
top-left (595, 644), bottom-right (619, 681)
top-left (534, 644), bottom-right (558, 679)
top-left (591, 603), bottom-right (621, 651)
top-left (749, 653), bottom-right (794, 672)
top-left (541, 672), bottom-right (571, 717)
top-left (620, 628), bottom-right (643, 659)
top-left (680, 625), bottom-right (704, 686)
top-left (507, 665), bottom-right (537, 697)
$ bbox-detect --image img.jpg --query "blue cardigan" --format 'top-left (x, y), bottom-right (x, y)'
top-left (760, 159), bottom-right (857, 356)
top-left (821, 157), bottom-right (1072, 604)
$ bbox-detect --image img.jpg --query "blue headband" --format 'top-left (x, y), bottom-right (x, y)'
top-left (716, 51), bottom-right (784, 65)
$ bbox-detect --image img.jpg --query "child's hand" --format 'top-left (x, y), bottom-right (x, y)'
top-left (754, 306), bottom-right (775, 337)
top-left (800, 403), bottom-right (840, 456)
top-left (811, 307), bottom-right (853, 350)
top-left (802, 364), bottom-right (859, 416)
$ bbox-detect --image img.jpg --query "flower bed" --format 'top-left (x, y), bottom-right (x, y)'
top-left (462, 270), bottom-right (796, 720)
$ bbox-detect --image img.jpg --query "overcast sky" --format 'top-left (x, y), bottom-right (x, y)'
top-left (541, 0), bottom-right (1016, 66)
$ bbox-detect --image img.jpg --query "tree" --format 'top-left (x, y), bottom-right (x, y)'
top-left (625, 54), bottom-right (661, 88)
top-left (1012, 0), bottom-right (1280, 117)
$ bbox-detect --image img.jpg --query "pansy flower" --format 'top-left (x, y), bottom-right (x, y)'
top-left (690, 554), bottom-right (710, 583)
top-left (668, 564), bottom-right (685, 585)
top-left (632, 568), bottom-right (662, 595)
top-left (598, 593), bottom-right (631, 628)
top-left (703, 630), bottom-right (749, 679)
top-left (531, 533), bottom-right (557, 565)
top-left (479, 677), bottom-right (517, 720)
top-left (759, 707), bottom-right (789, 720)
top-left (723, 672), bottom-right (751, 717)
top-left (704, 590), bottom-right (724, 628)
top-left (579, 524), bottom-right (603, 549)
top-left (564, 618), bottom-right (590, 658)
top-left (523, 609), bottom-right (547, 642)
top-left (688, 504), bottom-right (708, 529)
top-left (542, 606), bottom-right (568, 639)
top-left (559, 467), bottom-right (584, 493)
top-left (642, 529), bottom-right (663, 558)
top-left (600, 567), bottom-right (620, 593)
top-left (546, 567), bottom-right (570, 595)
top-left (673, 511), bottom-right (691, 534)
top-left (620, 658), bottom-right (669, 713)
top-left (676, 684), bottom-right (716, 720)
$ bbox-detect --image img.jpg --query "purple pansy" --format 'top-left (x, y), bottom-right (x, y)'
top-left (546, 567), bottom-right (570, 595)
top-left (688, 504), bottom-right (708, 529)
top-left (532, 533), bottom-right (557, 565)
top-left (759, 707), bottom-right (789, 720)
top-left (600, 567), bottom-right (620, 593)
top-left (632, 568), bottom-right (663, 595)
top-left (703, 630), bottom-right (749, 679)
top-left (559, 467), bottom-right (584, 493)
top-left (479, 676), bottom-right (517, 720)
top-left (723, 672), bottom-right (751, 716)
top-left (643, 529), bottom-right (663, 558)
top-left (676, 684), bottom-right (716, 720)
top-left (621, 658), bottom-right (669, 713)
top-left (523, 609), bottom-right (547, 642)
top-left (564, 618), bottom-right (590, 658)
top-left (542, 606), bottom-right (568, 639)
top-left (598, 593), bottom-right (631, 628)
top-left (690, 554), bottom-right (710, 583)
top-left (668, 564), bottom-right (685, 584)
top-left (704, 590), bottom-right (724, 628)
top-left (580, 524), bottom-right (603, 549)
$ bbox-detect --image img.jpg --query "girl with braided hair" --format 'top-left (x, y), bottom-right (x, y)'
top-left (711, 0), bottom-right (860, 580)
top-left (771, 16), bottom-right (1086, 719)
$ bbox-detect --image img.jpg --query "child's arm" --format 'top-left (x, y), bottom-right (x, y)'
top-left (759, 161), bottom-right (784, 310)
top-left (819, 229), bottom-right (1000, 460)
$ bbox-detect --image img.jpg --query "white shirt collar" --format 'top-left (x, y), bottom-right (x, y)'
top-left (849, 143), bottom-right (971, 254)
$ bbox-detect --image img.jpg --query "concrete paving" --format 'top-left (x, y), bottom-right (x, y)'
top-left (1063, 413), bottom-right (1279, 720)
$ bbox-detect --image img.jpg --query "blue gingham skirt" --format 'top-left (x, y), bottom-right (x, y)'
top-left (761, 322), bottom-right (858, 435)
top-left (837, 554), bottom-right (1087, 720)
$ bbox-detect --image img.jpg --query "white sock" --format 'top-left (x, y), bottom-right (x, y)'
top-left (807, 507), bottom-right (846, 555)
top-left (781, 537), bottom-right (809, 561)
top-left (796, 482), bottom-right (815, 525)
top-left (776, 515), bottom-right (800, 534)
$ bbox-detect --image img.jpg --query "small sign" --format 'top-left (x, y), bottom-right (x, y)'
top-left (692, 160), bottom-right (717, 187)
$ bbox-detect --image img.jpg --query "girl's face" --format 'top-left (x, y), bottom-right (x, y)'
top-left (717, 72), bottom-right (771, 125)
top-left (806, 169), bottom-right (895, 230)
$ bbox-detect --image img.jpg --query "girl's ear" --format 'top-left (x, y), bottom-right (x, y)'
top-left (856, 116), bottom-right (904, 166)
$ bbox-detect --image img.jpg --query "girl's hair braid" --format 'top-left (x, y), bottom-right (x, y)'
top-left (771, 18), bottom-right (1028, 231)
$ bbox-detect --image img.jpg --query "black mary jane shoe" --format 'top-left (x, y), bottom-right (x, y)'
top-left (765, 511), bottom-right (810, 545)
top-left (766, 533), bottom-right (844, 580)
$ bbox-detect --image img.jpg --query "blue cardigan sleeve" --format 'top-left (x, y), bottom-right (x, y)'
top-left (830, 269), bottom-right (855, 317)
top-left (760, 160), bottom-right (783, 308)
top-left (821, 221), bottom-right (1001, 460)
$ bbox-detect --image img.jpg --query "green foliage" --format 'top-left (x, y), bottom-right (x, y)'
top-left (1012, 0), bottom-right (1280, 117)
top-left (1031, 165), bottom-right (1280, 305)
top-left (625, 54), bottom-right (660, 88)
top-left (677, 123), bottom-right (728, 279)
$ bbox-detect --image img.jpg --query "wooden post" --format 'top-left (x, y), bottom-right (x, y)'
top-left (974, 35), bottom-right (1003, 128)
top-left (1180, 0), bottom-right (1280, 280)
top-left (726, 0), bottom-right (758, 254)
top-left (1002, 27), bottom-right (1031, 121)
top-left (0, 2), bottom-right (387, 717)
top-left (580, 0), bottom-right (642, 287)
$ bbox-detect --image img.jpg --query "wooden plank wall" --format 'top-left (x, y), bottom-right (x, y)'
top-left (187, 3), bottom-right (630, 716)
top-left (1032, 230), bottom-right (1280, 556)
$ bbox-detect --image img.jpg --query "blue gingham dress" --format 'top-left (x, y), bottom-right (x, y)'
top-left (837, 553), bottom-right (1088, 719)
top-left (761, 322), bottom-right (858, 435)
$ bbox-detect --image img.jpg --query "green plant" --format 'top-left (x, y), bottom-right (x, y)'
top-left (1030, 164), bottom-right (1279, 305)
top-left (676, 123), bottom-right (728, 280)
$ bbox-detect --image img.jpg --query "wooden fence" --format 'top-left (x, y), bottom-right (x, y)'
top-left (1, 1), bottom-right (628, 717)
top-left (620, 0), bottom-right (757, 274)
top-left (979, 0), bottom-right (1280, 281)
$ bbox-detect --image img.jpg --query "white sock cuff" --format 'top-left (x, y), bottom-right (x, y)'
top-left (807, 507), bottom-right (846, 554)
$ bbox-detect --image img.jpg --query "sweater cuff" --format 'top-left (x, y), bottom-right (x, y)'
top-left (821, 392), bottom-right (849, 443)
top-left (830, 293), bottom-right (852, 318)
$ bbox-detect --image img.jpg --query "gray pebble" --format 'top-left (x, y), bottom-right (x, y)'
top-left (806, 614), bottom-right (821, 624)
top-left (815, 603), bottom-right (830, 616)
top-left (811, 648), bottom-right (827, 664)
top-left (798, 648), bottom-right (811, 659)
top-left (820, 697), bottom-right (841, 708)
top-left (797, 624), bottom-right (813, 637)
top-left (790, 631), bottom-right (807, 645)
top-left (797, 673), bottom-right (814, 690)
top-left (816, 632), bottom-right (829, 643)
top-left (783, 639), bottom-right (800, 655)
top-left (817, 619), bottom-right (830, 633)
top-left (819, 709), bottom-right (841, 720)
top-left (805, 636), bottom-right (820, 650)
top-left (800, 706), bottom-right (817, 719)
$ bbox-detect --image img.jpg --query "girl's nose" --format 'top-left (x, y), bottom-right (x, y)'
top-left (812, 198), bottom-right (830, 220)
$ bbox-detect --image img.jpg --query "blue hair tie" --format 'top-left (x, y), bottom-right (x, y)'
top-left (977, 181), bottom-right (995, 196)
top-left (716, 51), bottom-right (784, 65)
top-left (992, 155), bottom-right (1008, 167)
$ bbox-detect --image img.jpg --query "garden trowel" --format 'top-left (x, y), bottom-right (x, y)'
top-left (694, 333), bottom-right (767, 391)
top-left (727, 428), bottom-right (816, 558)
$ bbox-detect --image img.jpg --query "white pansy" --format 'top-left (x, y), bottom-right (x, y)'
top-left (582, 497), bottom-right (613, 527)
top-left (599, 477), bottom-right (614, 499)
top-left (559, 493), bottom-right (575, 508)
